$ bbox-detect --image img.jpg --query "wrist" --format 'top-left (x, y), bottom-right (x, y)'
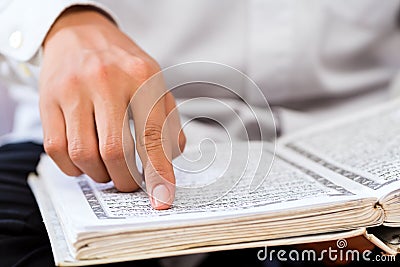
top-left (43, 6), bottom-right (116, 49)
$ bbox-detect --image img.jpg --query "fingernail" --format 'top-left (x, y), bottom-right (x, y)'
top-left (152, 184), bottom-right (171, 209)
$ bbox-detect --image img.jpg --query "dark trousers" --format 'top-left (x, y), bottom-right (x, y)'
top-left (0, 142), bottom-right (52, 267)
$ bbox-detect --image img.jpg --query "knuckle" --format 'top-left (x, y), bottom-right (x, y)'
top-left (64, 170), bottom-right (81, 177)
top-left (41, 72), bottom-right (80, 92)
top-left (55, 73), bottom-right (83, 99)
top-left (142, 123), bottom-right (164, 151)
top-left (44, 137), bottom-right (66, 157)
top-left (88, 62), bottom-right (110, 82)
top-left (99, 138), bottom-right (125, 162)
top-left (127, 56), bottom-right (160, 82)
top-left (95, 62), bottom-right (109, 78)
top-left (61, 73), bottom-right (81, 89)
top-left (81, 54), bottom-right (110, 79)
top-left (113, 179), bottom-right (139, 192)
top-left (89, 175), bottom-right (110, 184)
top-left (68, 143), bottom-right (96, 164)
top-left (61, 166), bottom-right (82, 177)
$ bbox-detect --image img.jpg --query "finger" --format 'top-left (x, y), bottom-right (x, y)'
top-left (123, 115), bottom-right (143, 188)
top-left (95, 99), bottom-right (140, 192)
top-left (132, 80), bottom-right (175, 210)
top-left (63, 102), bottom-right (111, 183)
top-left (164, 91), bottom-right (186, 158)
top-left (40, 101), bottom-right (82, 176)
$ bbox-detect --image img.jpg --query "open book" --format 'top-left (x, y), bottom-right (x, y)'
top-left (28, 99), bottom-right (400, 266)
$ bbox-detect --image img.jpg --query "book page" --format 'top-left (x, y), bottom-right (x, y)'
top-left (37, 142), bottom-right (369, 230)
top-left (280, 99), bottom-right (400, 197)
top-left (79, 154), bottom-right (353, 220)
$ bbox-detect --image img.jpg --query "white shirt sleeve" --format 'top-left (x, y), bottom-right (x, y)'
top-left (0, 0), bottom-right (118, 63)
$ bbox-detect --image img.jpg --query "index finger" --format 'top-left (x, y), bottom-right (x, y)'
top-left (132, 78), bottom-right (175, 210)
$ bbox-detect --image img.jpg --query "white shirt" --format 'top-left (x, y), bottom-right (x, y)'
top-left (1, 0), bottom-right (400, 146)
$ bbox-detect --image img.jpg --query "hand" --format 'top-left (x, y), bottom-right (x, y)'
top-left (39, 8), bottom-right (185, 210)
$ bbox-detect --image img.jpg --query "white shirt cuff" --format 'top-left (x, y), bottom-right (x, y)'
top-left (0, 0), bottom-right (119, 62)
